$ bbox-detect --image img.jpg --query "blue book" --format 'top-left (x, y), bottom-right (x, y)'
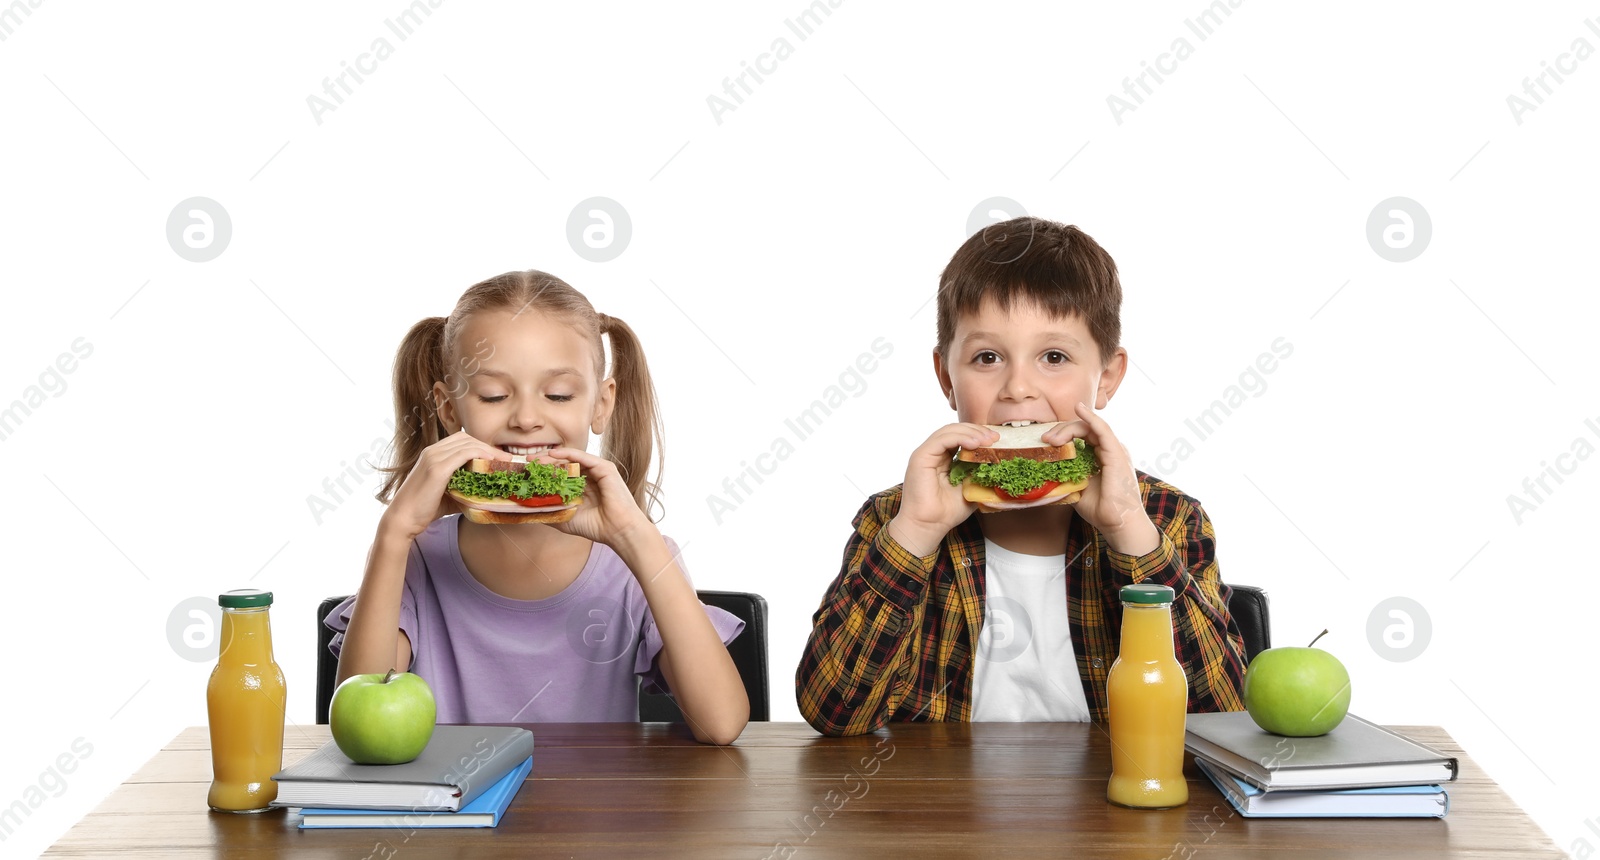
top-left (1197, 756), bottom-right (1449, 818)
top-left (297, 756), bottom-right (532, 829)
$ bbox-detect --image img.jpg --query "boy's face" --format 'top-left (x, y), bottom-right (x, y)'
top-left (934, 296), bottom-right (1127, 425)
top-left (432, 309), bottom-right (615, 456)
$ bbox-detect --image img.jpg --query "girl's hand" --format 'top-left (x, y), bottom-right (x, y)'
top-left (543, 447), bottom-right (654, 549)
top-left (378, 430), bottom-right (509, 544)
top-left (1046, 402), bottom-right (1159, 556)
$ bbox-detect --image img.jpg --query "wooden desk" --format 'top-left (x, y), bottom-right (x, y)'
top-left (46, 722), bottom-right (1560, 858)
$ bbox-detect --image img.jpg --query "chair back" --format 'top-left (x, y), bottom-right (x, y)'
top-left (1227, 584), bottom-right (1272, 664)
top-left (639, 590), bottom-right (770, 722)
top-left (315, 595), bottom-right (350, 725)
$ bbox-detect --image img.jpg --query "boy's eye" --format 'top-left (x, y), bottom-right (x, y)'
top-left (973, 350), bottom-right (1001, 365)
top-left (1043, 350), bottom-right (1069, 365)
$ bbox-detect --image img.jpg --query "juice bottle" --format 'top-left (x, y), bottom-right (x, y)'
top-left (1106, 583), bottom-right (1189, 809)
top-left (206, 589), bottom-right (287, 813)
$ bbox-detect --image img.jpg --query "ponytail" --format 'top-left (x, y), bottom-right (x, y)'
top-left (375, 316), bottom-right (450, 504)
top-left (598, 312), bottom-right (665, 520)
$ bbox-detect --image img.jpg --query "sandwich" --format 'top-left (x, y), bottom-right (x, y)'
top-left (446, 457), bottom-right (587, 524)
top-left (948, 421), bottom-right (1100, 512)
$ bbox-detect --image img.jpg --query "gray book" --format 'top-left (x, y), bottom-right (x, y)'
top-left (1184, 711), bottom-right (1458, 792)
top-left (270, 725), bottom-right (535, 812)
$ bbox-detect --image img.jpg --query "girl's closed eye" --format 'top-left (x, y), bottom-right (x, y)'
top-left (479, 395), bottom-right (574, 403)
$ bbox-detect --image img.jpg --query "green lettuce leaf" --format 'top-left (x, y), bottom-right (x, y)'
top-left (448, 461), bottom-right (586, 505)
top-left (948, 438), bottom-right (1099, 497)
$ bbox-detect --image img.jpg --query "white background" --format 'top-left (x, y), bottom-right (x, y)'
top-left (2, 1), bottom-right (1597, 856)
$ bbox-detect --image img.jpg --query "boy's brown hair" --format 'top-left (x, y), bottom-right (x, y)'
top-left (935, 217), bottom-right (1122, 366)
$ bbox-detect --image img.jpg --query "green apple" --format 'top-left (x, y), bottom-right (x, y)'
top-left (1243, 630), bottom-right (1352, 737)
top-left (330, 669), bottom-right (437, 764)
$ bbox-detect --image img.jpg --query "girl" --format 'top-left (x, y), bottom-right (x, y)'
top-left (327, 270), bottom-right (748, 745)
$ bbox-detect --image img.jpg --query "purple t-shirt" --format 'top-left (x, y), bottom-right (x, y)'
top-left (325, 516), bottom-right (743, 724)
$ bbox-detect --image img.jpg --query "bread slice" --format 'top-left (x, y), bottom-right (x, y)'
top-left (956, 421), bottom-right (1078, 464)
top-left (457, 504), bottom-right (579, 525)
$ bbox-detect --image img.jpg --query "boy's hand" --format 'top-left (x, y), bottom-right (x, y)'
top-left (888, 423), bottom-right (998, 558)
top-left (1043, 403), bottom-right (1160, 557)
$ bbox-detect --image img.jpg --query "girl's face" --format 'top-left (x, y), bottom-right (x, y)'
top-left (432, 309), bottom-right (614, 457)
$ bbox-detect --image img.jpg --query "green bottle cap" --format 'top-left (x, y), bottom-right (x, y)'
top-left (1120, 584), bottom-right (1174, 605)
top-left (218, 589), bottom-right (273, 608)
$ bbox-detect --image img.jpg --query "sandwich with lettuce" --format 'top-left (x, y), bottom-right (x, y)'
top-left (948, 421), bottom-right (1100, 512)
top-left (446, 457), bottom-right (587, 524)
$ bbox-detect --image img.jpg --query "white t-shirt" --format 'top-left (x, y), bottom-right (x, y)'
top-left (971, 538), bottom-right (1092, 722)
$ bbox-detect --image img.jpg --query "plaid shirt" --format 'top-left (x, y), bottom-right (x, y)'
top-left (796, 472), bottom-right (1247, 736)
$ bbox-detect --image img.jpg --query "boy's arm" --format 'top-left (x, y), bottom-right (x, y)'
top-left (1105, 489), bottom-right (1248, 713)
top-left (796, 494), bottom-right (937, 736)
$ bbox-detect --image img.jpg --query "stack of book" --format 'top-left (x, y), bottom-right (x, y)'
top-left (269, 725), bottom-right (536, 829)
top-left (1184, 711), bottom-right (1457, 818)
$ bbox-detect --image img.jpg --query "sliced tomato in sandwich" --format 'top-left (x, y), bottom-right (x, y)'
top-left (994, 481), bottom-right (1061, 503)
top-left (512, 494), bottom-right (564, 507)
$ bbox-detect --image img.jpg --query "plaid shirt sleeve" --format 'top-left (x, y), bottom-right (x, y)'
top-left (1103, 481), bottom-right (1247, 715)
top-left (795, 491), bottom-right (937, 736)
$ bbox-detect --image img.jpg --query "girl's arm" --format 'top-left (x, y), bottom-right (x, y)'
top-left (548, 446), bottom-right (749, 745)
top-left (337, 430), bottom-right (509, 685)
top-left (617, 531), bottom-right (749, 745)
top-left (333, 532), bottom-right (414, 685)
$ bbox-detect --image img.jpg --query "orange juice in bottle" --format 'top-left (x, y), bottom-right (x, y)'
top-left (1106, 583), bottom-right (1189, 809)
top-left (207, 588), bottom-right (287, 813)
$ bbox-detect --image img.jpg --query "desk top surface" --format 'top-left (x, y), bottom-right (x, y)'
top-left (45, 721), bottom-right (1562, 859)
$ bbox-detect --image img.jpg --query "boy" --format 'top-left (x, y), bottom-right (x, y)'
top-left (796, 217), bottom-right (1247, 736)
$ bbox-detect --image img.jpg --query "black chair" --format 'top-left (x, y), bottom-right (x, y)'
top-left (315, 590), bottom-right (770, 724)
top-left (315, 595), bottom-right (350, 725)
top-left (638, 590), bottom-right (770, 722)
top-left (1227, 584), bottom-right (1271, 664)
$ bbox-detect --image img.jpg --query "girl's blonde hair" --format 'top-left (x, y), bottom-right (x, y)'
top-left (376, 270), bottom-right (664, 517)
